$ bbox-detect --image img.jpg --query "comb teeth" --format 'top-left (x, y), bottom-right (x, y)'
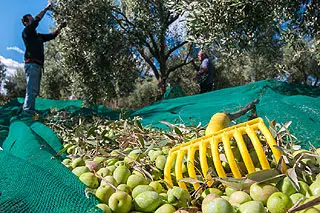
top-left (164, 118), bottom-right (282, 191)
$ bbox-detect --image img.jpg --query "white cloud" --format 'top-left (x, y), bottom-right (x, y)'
top-left (0, 56), bottom-right (24, 76)
top-left (6, 46), bottom-right (24, 54)
top-left (0, 56), bottom-right (24, 94)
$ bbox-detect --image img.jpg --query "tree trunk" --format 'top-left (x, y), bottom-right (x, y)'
top-left (156, 76), bottom-right (166, 100)
top-left (156, 58), bottom-right (167, 100)
top-left (313, 77), bottom-right (319, 87)
top-left (304, 73), bottom-right (309, 84)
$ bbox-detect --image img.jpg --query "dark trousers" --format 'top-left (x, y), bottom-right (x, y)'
top-left (200, 82), bottom-right (213, 94)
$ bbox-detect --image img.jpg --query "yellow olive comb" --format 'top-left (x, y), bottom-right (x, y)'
top-left (164, 113), bottom-right (282, 191)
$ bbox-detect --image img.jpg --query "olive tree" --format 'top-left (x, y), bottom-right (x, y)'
top-left (169, 0), bottom-right (303, 50)
top-left (278, 38), bottom-right (320, 85)
top-left (111, 0), bottom-right (193, 97)
top-left (41, 40), bottom-right (71, 99)
top-left (4, 68), bottom-right (26, 99)
top-left (52, 0), bottom-right (138, 106)
top-left (168, 0), bottom-right (319, 85)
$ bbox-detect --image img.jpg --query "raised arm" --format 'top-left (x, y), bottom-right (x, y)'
top-left (35, 2), bottom-right (52, 22)
top-left (39, 22), bottom-right (67, 42)
top-left (53, 22), bottom-right (67, 36)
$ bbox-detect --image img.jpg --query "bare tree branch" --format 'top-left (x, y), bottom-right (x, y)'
top-left (168, 14), bottom-right (180, 26)
top-left (138, 48), bottom-right (160, 79)
top-left (227, 99), bottom-right (260, 121)
top-left (165, 41), bottom-right (188, 60)
top-left (167, 60), bottom-right (192, 75)
top-left (111, 7), bottom-right (136, 28)
top-left (148, 34), bottom-right (160, 60)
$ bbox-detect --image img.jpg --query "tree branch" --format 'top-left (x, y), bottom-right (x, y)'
top-left (166, 41), bottom-right (193, 75)
top-left (111, 7), bottom-right (136, 28)
top-left (168, 14), bottom-right (180, 26)
top-left (148, 34), bottom-right (160, 60)
top-left (227, 99), bottom-right (260, 121)
top-left (165, 41), bottom-right (188, 60)
top-left (167, 60), bottom-right (192, 75)
top-left (138, 48), bottom-right (160, 79)
top-left (111, 7), bottom-right (161, 63)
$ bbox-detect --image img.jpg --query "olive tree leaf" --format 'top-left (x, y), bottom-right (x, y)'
top-left (137, 134), bottom-right (145, 148)
top-left (134, 120), bottom-right (143, 131)
top-left (56, 144), bottom-right (72, 156)
top-left (287, 168), bottom-right (300, 192)
top-left (246, 169), bottom-right (280, 182)
top-left (178, 178), bottom-right (205, 185)
top-left (217, 177), bottom-right (254, 191)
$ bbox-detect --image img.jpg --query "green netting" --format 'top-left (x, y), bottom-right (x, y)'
top-left (163, 86), bottom-right (185, 100)
top-left (15, 97), bottom-right (122, 120)
top-left (0, 79), bottom-right (319, 212)
top-left (0, 117), bottom-right (102, 212)
top-left (0, 100), bottom-right (120, 212)
top-left (133, 80), bottom-right (320, 147)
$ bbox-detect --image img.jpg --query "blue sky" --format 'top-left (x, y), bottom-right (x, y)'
top-left (0, 1), bottom-right (54, 74)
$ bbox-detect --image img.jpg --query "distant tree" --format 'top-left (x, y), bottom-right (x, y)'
top-left (40, 40), bottom-right (72, 100)
top-left (278, 38), bottom-right (320, 85)
top-left (119, 77), bottom-right (159, 109)
top-left (280, 1), bottom-right (320, 78)
top-left (0, 61), bottom-right (6, 90)
top-left (4, 68), bottom-right (26, 99)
